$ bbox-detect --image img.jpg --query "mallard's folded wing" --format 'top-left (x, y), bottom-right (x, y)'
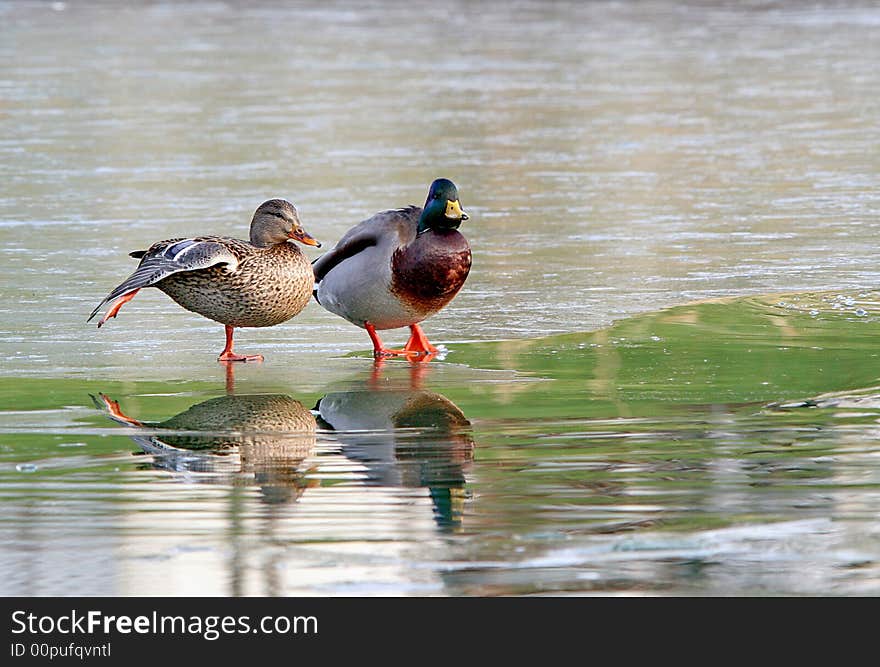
top-left (312, 207), bottom-right (419, 283)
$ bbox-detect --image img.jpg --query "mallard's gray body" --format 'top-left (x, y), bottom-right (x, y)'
top-left (313, 206), bottom-right (471, 330)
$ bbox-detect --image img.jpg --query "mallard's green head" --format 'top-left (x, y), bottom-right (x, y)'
top-left (417, 178), bottom-right (469, 234)
top-left (250, 199), bottom-right (321, 248)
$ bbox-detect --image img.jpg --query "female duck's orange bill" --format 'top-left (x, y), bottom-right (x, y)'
top-left (289, 227), bottom-right (322, 247)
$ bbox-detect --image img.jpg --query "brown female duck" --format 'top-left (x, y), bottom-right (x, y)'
top-left (88, 199), bottom-right (320, 362)
top-left (312, 179), bottom-right (471, 358)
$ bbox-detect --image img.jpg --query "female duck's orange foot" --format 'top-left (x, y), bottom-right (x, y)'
top-left (97, 289), bottom-right (140, 328)
top-left (218, 325), bottom-right (263, 363)
top-left (217, 352), bottom-right (264, 363)
top-left (403, 324), bottom-right (439, 356)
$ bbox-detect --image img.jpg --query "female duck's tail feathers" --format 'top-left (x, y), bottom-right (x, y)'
top-left (87, 262), bottom-right (163, 323)
top-left (88, 238), bottom-right (240, 323)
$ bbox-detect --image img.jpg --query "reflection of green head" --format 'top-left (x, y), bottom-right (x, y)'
top-left (430, 486), bottom-right (468, 531)
top-left (417, 178), bottom-right (469, 234)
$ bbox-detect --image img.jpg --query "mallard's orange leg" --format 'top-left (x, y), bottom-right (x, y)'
top-left (97, 393), bottom-right (144, 427)
top-left (217, 325), bottom-right (264, 363)
top-left (365, 323), bottom-right (406, 358)
top-left (403, 324), bottom-right (439, 356)
top-left (97, 289), bottom-right (140, 328)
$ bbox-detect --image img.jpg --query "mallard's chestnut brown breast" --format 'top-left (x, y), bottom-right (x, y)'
top-left (390, 229), bottom-right (471, 317)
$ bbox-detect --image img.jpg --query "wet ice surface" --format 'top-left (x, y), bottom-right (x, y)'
top-left (5, 291), bottom-right (880, 596)
top-left (2, 1), bottom-right (880, 375)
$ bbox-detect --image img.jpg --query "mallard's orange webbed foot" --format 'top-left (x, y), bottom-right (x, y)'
top-left (97, 289), bottom-right (140, 328)
top-left (375, 348), bottom-right (408, 358)
top-left (365, 322), bottom-right (408, 358)
top-left (409, 351), bottom-right (437, 364)
top-left (403, 324), bottom-right (439, 356)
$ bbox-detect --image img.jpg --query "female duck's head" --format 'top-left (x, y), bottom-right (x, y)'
top-left (250, 199), bottom-right (322, 248)
top-left (417, 179), bottom-right (469, 234)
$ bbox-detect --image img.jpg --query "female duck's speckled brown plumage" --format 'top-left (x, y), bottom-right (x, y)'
top-left (156, 238), bottom-right (313, 329)
top-left (96, 392), bottom-right (317, 504)
top-left (312, 179), bottom-right (471, 358)
top-left (88, 199), bottom-right (321, 362)
top-left (98, 392), bottom-right (316, 449)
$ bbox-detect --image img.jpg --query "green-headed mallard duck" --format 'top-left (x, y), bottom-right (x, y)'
top-left (312, 178), bottom-right (471, 358)
top-left (88, 199), bottom-right (321, 362)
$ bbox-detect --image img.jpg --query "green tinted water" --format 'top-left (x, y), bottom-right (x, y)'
top-left (3, 292), bottom-right (880, 595)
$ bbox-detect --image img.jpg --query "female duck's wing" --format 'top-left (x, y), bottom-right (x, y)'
top-left (87, 237), bottom-right (241, 323)
top-left (312, 207), bottom-right (419, 283)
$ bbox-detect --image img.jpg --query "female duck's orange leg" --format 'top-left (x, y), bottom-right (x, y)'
top-left (217, 325), bottom-right (264, 363)
top-left (365, 323), bottom-right (407, 358)
top-left (97, 289), bottom-right (140, 328)
top-left (403, 324), bottom-right (439, 356)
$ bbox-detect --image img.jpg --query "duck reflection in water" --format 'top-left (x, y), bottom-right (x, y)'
top-left (94, 392), bottom-right (317, 505)
top-left (316, 360), bottom-right (475, 530)
top-left (94, 361), bottom-right (474, 528)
